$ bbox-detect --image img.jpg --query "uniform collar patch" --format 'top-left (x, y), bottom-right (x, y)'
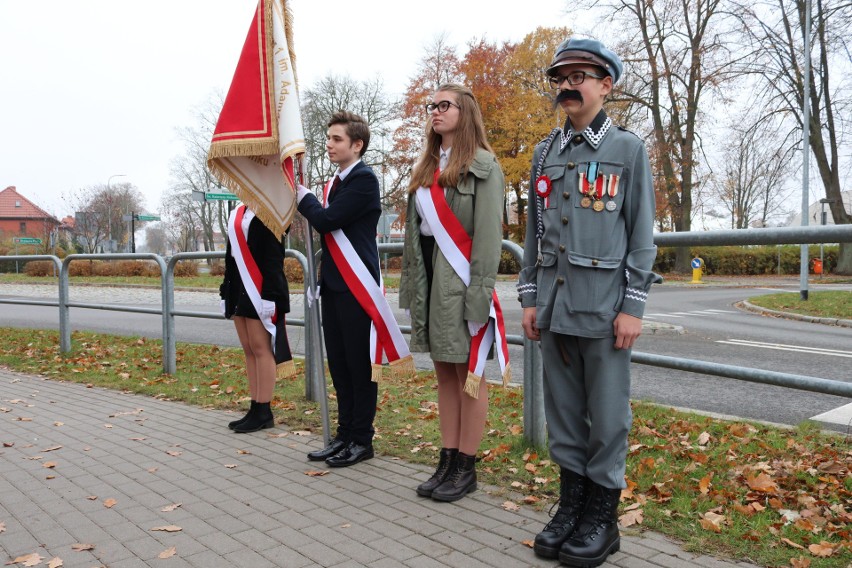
top-left (559, 110), bottom-right (612, 152)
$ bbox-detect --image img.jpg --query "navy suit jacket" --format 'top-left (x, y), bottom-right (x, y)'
top-left (297, 161), bottom-right (382, 293)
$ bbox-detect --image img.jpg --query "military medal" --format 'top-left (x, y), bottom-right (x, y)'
top-left (535, 175), bottom-right (552, 208)
top-left (581, 196), bottom-right (592, 208)
top-left (605, 200), bottom-right (617, 211)
top-left (592, 200), bottom-right (605, 212)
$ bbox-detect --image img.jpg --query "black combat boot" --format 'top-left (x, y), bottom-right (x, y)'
top-left (533, 468), bottom-right (590, 559)
top-left (559, 482), bottom-right (622, 567)
top-left (228, 400), bottom-right (256, 430)
top-left (416, 448), bottom-right (458, 497)
top-left (232, 402), bottom-right (274, 433)
top-left (431, 451), bottom-right (476, 502)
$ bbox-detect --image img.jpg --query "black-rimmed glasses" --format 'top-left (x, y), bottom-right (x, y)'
top-left (425, 100), bottom-right (461, 113)
top-left (548, 70), bottom-right (607, 89)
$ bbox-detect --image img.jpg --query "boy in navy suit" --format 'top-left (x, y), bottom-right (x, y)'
top-left (296, 111), bottom-right (381, 467)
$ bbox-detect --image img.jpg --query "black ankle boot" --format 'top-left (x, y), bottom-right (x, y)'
top-left (431, 451), bottom-right (476, 502)
top-left (232, 402), bottom-right (274, 433)
top-left (416, 448), bottom-right (458, 497)
top-left (558, 483), bottom-right (621, 567)
top-left (534, 468), bottom-right (590, 559)
top-left (228, 400), bottom-right (256, 430)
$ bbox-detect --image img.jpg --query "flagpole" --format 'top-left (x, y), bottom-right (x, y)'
top-left (297, 157), bottom-right (331, 444)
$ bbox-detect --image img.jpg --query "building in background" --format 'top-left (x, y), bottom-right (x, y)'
top-left (0, 186), bottom-right (60, 242)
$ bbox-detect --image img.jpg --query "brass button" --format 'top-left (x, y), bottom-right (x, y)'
top-left (559, 245), bottom-right (565, 252)
top-left (567, 162), bottom-right (576, 169)
top-left (556, 277), bottom-right (565, 284)
top-left (591, 259), bottom-right (599, 266)
top-left (561, 217), bottom-right (568, 225)
top-left (574, 135), bottom-right (583, 144)
top-left (562, 191), bottom-right (569, 199)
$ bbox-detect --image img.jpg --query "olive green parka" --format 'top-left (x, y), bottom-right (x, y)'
top-left (398, 148), bottom-right (505, 363)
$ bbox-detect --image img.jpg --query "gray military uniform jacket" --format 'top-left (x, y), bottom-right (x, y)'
top-left (517, 110), bottom-right (661, 338)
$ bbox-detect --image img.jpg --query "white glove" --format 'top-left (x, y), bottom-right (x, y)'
top-left (219, 299), bottom-right (227, 318)
top-left (296, 184), bottom-right (312, 204)
top-left (259, 299), bottom-right (276, 321)
top-left (467, 320), bottom-right (486, 337)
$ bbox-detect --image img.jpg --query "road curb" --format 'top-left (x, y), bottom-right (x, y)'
top-left (738, 300), bottom-right (852, 328)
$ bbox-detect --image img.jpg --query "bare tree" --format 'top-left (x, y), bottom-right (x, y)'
top-left (715, 115), bottom-right (793, 228)
top-left (579, 0), bottom-right (748, 271)
top-left (300, 74), bottom-right (399, 204)
top-left (63, 182), bottom-right (146, 253)
top-left (736, 0), bottom-right (852, 272)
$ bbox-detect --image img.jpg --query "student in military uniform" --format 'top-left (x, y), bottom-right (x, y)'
top-left (517, 37), bottom-right (661, 567)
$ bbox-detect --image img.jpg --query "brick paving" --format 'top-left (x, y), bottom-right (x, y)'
top-left (0, 368), bottom-right (762, 568)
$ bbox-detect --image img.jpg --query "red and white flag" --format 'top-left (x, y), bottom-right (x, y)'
top-left (207, 0), bottom-right (304, 239)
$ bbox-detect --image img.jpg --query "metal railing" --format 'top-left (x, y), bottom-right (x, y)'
top-left (1, 223), bottom-right (851, 447)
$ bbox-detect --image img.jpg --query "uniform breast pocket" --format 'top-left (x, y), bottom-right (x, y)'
top-left (574, 161), bottom-right (625, 213)
top-left (565, 252), bottom-right (624, 315)
top-left (537, 165), bottom-right (566, 210)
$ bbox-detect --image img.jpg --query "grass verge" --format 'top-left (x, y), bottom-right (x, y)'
top-left (747, 291), bottom-right (852, 320)
top-left (0, 327), bottom-right (850, 567)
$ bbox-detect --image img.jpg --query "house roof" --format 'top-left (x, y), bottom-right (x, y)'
top-left (0, 186), bottom-right (59, 223)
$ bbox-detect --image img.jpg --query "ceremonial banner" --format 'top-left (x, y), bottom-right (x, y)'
top-left (208, 0), bottom-right (304, 239)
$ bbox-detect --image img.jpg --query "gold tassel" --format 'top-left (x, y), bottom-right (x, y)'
top-left (276, 359), bottom-right (298, 379)
top-left (502, 363), bottom-right (512, 387)
top-left (371, 363), bottom-right (383, 383)
top-left (387, 354), bottom-right (415, 379)
top-left (463, 371), bottom-right (482, 399)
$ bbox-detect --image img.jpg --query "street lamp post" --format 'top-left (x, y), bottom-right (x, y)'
top-left (107, 174), bottom-right (127, 252)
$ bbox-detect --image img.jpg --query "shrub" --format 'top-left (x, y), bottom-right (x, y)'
top-left (209, 262), bottom-right (225, 277)
top-left (173, 262), bottom-right (199, 278)
top-left (498, 249), bottom-right (520, 274)
top-left (283, 257), bottom-right (304, 284)
top-left (24, 261), bottom-right (57, 277)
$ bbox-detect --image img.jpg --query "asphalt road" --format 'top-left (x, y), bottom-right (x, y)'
top-left (1, 279), bottom-right (850, 432)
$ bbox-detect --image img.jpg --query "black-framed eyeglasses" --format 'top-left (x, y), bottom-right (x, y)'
top-left (425, 100), bottom-right (461, 114)
top-left (548, 70), bottom-right (607, 88)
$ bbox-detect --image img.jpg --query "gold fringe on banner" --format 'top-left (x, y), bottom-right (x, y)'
top-left (276, 359), bottom-right (298, 379)
top-left (386, 354), bottom-right (415, 380)
top-left (463, 371), bottom-right (483, 399)
top-left (502, 363), bottom-right (512, 387)
top-left (371, 364), bottom-right (383, 383)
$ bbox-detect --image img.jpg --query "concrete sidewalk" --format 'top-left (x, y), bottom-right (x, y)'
top-left (0, 369), bottom-right (759, 568)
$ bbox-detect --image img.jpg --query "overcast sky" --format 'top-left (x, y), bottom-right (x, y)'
top-left (0, 0), bottom-right (592, 218)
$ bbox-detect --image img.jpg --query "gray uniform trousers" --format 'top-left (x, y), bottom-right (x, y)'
top-left (540, 330), bottom-right (631, 490)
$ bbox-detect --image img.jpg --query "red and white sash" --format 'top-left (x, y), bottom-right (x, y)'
top-left (228, 204), bottom-right (295, 377)
top-left (321, 178), bottom-right (414, 380)
top-left (415, 169), bottom-right (511, 398)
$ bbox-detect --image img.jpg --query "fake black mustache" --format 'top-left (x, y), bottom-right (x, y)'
top-left (554, 89), bottom-right (584, 107)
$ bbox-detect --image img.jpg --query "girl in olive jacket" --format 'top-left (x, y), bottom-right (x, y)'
top-left (399, 83), bottom-right (505, 502)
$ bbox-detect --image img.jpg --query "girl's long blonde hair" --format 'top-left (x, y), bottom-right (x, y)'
top-left (407, 84), bottom-right (493, 193)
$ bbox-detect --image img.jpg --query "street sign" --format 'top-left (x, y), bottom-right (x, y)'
top-left (205, 192), bottom-right (238, 201)
top-left (136, 214), bottom-right (161, 221)
top-left (13, 237), bottom-right (42, 245)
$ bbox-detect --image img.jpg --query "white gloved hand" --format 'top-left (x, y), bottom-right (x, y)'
top-left (467, 320), bottom-right (486, 337)
top-left (259, 299), bottom-right (276, 320)
top-left (219, 299), bottom-right (227, 318)
top-left (296, 184), bottom-right (312, 204)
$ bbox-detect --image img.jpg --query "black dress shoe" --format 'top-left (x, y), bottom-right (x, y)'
top-left (307, 438), bottom-right (347, 461)
top-left (325, 442), bottom-right (374, 468)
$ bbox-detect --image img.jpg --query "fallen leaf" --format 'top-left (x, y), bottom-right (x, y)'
top-left (502, 501), bottom-right (520, 512)
top-left (129, 437), bottom-right (146, 442)
top-left (41, 446), bottom-right (62, 452)
top-left (236, 449), bottom-right (251, 455)
top-left (291, 430), bottom-right (312, 436)
top-left (10, 553), bottom-right (43, 566)
top-left (697, 431), bottom-right (710, 445)
top-left (165, 451), bottom-right (182, 457)
top-left (746, 472), bottom-right (778, 493)
top-left (53, 422), bottom-right (63, 427)
top-left (780, 538), bottom-right (804, 550)
top-left (340, 523), bottom-right (351, 528)
top-left (148, 467), bottom-right (158, 473)
top-left (103, 498), bottom-right (117, 508)
top-left (15, 417), bottom-right (32, 422)
top-left (160, 503), bottom-right (182, 512)
top-left (620, 508), bottom-right (644, 527)
top-left (521, 539), bottom-right (534, 548)
top-left (43, 461), bottom-right (57, 469)
top-left (305, 470), bottom-right (329, 477)
top-left (86, 496), bottom-right (97, 501)
top-left (224, 464), bottom-right (237, 469)
top-left (45, 475), bottom-right (55, 480)
top-left (698, 474), bottom-right (712, 495)
top-left (158, 547), bottom-right (177, 559)
top-left (807, 541), bottom-right (835, 557)
top-left (103, 424), bottom-right (113, 429)
top-left (47, 557), bottom-right (63, 568)
top-left (3, 442), bottom-right (14, 447)
top-left (790, 556), bottom-right (811, 567)
top-left (698, 511), bottom-right (726, 532)
top-left (71, 543), bottom-right (95, 551)
top-left (0, 521), bottom-right (5, 533)
top-left (150, 525), bottom-right (182, 532)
